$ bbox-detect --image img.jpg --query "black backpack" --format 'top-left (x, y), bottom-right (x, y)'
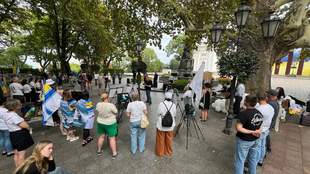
top-left (162, 102), bottom-right (173, 127)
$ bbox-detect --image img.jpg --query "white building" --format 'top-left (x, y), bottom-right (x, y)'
top-left (192, 43), bottom-right (218, 75)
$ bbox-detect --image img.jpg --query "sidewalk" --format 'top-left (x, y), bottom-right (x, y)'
top-left (262, 123), bottom-right (310, 174)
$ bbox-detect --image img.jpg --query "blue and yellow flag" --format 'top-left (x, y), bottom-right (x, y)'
top-left (42, 84), bottom-right (62, 126)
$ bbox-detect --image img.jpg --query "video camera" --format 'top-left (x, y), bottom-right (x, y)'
top-left (183, 96), bottom-right (195, 116)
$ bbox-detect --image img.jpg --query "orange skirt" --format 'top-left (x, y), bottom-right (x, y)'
top-left (155, 129), bottom-right (174, 157)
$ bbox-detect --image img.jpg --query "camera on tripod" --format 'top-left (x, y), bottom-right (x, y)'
top-left (183, 96), bottom-right (195, 117)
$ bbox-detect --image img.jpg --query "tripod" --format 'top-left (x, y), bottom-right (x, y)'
top-left (174, 95), bottom-right (205, 149)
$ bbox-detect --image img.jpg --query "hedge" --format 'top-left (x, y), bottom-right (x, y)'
top-left (172, 79), bottom-right (189, 91)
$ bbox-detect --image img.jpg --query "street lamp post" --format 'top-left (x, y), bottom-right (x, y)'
top-left (136, 40), bottom-right (143, 98)
top-left (211, 5), bottom-right (281, 134)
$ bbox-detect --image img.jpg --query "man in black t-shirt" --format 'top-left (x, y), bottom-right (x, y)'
top-left (234, 95), bottom-right (263, 174)
top-left (144, 75), bottom-right (152, 104)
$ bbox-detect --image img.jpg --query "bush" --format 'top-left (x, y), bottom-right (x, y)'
top-left (172, 79), bottom-right (189, 91)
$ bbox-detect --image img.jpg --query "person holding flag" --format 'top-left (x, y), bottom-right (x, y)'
top-left (42, 79), bottom-right (62, 127)
top-left (76, 91), bottom-right (95, 146)
top-left (59, 89), bottom-right (79, 142)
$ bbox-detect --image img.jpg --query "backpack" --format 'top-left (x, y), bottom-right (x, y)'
top-left (162, 102), bottom-right (173, 127)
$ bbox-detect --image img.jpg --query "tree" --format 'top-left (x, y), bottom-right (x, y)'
top-left (70, 63), bottom-right (81, 73)
top-left (169, 58), bottom-right (180, 70)
top-left (141, 47), bottom-right (164, 72)
top-left (222, 0), bottom-right (310, 92)
top-left (153, 0), bottom-right (239, 75)
top-left (165, 34), bottom-right (187, 60)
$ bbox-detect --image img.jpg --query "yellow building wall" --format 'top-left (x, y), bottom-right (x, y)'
top-left (272, 62), bottom-right (310, 76)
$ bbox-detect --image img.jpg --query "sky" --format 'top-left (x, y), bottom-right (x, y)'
top-left (26, 34), bottom-right (173, 69)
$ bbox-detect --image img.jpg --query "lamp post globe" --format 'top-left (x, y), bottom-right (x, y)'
top-left (235, 2), bottom-right (251, 28)
top-left (210, 22), bottom-right (224, 44)
top-left (261, 12), bottom-right (281, 39)
top-left (136, 40), bottom-right (143, 56)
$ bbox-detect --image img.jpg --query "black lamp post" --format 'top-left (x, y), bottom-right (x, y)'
top-left (210, 22), bottom-right (224, 44)
top-left (136, 40), bottom-right (143, 61)
top-left (211, 4), bottom-right (281, 135)
top-left (235, 2), bottom-right (251, 29)
top-left (261, 13), bottom-right (281, 39)
top-left (136, 40), bottom-right (143, 98)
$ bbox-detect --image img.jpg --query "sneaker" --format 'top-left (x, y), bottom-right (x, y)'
top-left (70, 136), bottom-right (79, 142)
top-left (112, 153), bottom-right (118, 159)
top-left (97, 151), bottom-right (102, 156)
top-left (257, 162), bottom-right (263, 167)
top-left (66, 136), bottom-right (71, 141)
top-left (2, 151), bottom-right (7, 156)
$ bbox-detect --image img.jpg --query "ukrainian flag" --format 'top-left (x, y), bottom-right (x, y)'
top-left (42, 84), bottom-right (62, 126)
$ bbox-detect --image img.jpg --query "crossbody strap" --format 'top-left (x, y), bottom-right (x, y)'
top-left (163, 101), bottom-right (173, 113)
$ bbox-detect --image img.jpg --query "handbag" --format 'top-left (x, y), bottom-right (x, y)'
top-left (199, 92), bottom-right (206, 109)
top-left (140, 114), bottom-right (149, 128)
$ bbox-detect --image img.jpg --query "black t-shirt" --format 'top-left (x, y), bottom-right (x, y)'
top-left (16, 158), bottom-right (56, 174)
top-left (145, 80), bottom-right (152, 90)
top-left (236, 108), bottom-right (263, 141)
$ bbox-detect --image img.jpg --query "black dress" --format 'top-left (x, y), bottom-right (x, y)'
top-left (199, 91), bottom-right (210, 110)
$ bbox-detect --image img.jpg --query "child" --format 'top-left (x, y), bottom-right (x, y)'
top-left (3, 99), bottom-right (34, 167)
top-left (60, 89), bottom-right (79, 142)
top-left (76, 91), bottom-right (95, 146)
top-left (0, 97), bottom-right (14, 157)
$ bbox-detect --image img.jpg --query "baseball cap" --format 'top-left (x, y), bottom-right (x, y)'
top-left (165, 92), bottom-right (173, 99)
top-left (266, 89), bottom-right (278, 96)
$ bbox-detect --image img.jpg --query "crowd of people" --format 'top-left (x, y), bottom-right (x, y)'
top-left (1, 71), bottom-right (308, 174)
top-left (0, 71), bottom-right (174, 174)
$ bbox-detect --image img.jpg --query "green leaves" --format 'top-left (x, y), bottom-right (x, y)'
top-left (217, 45), bottom-right (259, 81)
top-left (141, 47), bottom-right (164, 72)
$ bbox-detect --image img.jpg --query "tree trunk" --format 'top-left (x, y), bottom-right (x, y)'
top-left (247, 48), bottom-right (274, 93)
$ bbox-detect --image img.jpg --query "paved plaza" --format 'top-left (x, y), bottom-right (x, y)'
top-left (1, 79), bottom-right (310, 174)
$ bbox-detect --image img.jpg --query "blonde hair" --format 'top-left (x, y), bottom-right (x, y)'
top-left (100, 92), bottom-right (109, 101)
top-left (131, 93), bottom-right (140, 101)
top-left (14, 140), bottom-right (53, 174)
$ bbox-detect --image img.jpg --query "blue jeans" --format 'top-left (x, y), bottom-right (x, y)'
top-left (258, 131), bottom-right (269, 163)
top-left (130, 121), bottom-right (146, 154)
top-left (234, 137), bottom-right (260, 174)
top-left (0, 130), bottom-right (13, 153)
top-left (145, 89), bottom-right (151, 104)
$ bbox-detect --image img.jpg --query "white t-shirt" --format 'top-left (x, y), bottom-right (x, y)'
top-left (96, 102), bottom-right (117, 125)
top-left (94, 74), bottom-right (99, 80)
top-left (235, 83), bottom-right (245, 97)
top-left (157, 100), bottom-right (177, 131)
top-left (2, 111), bottom-right (24, 132)
top-left (30, 81), bottom-right (35, 88)
top-left (9, 82), bottom-right (24, 96)
top-left (0, 107), bottom-right (9, 130)
top-left (256, 104), bottom-right (274, 133)
top-left (126, 101), bottom-right (147, 122)
top-left (23, 84), bottom-right (32, 94)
